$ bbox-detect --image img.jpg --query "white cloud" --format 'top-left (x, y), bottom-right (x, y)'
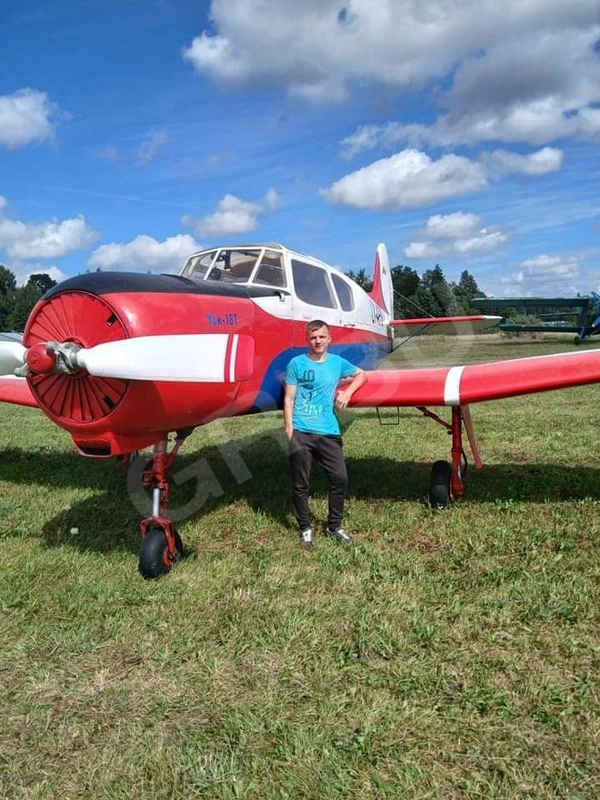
top-left (405, 211), bottom-right (508, 259)
top-left (183, 1), bottom-right (599, 109)
top-left (339, 23), bottom-right (600, 152)
top-left (183, 190), bottom-right (280, 237)
top-left (482, 147), bottom-right (564, 177)
top-left (0, 197), bottom-right (98, 260)
top-left (88, 234), bottom-right (202, 273)
top-left (499, 253), bottom-right (583, 294)
top-left (454, 230), bottom-right (508, 256)
top-left (517, 254), bottom-right (582, 281)
top-left (263, 187), bottom-right (280, 211)
top-left (343, 99), bottom-right (600, 155)
top-left (136, 130), bottom-right (168, 165)
top-left (323, 150), bottom-right (487, 211)
top-left (326, 144), bottom-right (564, 212)
top-left (0, 88), bottom-right (63, 149)
top-left (403, 241), bottom-right (440, 260)
top-left (425, 212), bottom-right (482, 240)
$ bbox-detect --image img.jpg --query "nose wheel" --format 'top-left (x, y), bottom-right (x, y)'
top-left (139, 525), bottom-right (183, 579)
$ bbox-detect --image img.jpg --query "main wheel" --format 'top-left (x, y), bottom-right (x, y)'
top-left (429, 460), bottom-right (453, 508)
top-left (574, 335), bottom-right (582, 345)
top-left (139, 526), bottom-right (183, 579)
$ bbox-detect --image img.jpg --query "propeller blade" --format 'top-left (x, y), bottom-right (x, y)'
top-left (75, 333), bottom-right (254, 383)
top-left (0, 342), bottom-right (26, 376)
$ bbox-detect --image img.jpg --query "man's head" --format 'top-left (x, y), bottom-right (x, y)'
top-left (306, 320), bottom-right (331, 357)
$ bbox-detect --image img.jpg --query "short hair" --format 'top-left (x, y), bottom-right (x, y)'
top-left (306, 319), bottom-right (330, 335)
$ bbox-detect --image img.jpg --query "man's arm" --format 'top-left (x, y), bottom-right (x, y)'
top-left (283, 383), bottom-right (297, 441)
top-left (335, 368), bottom-right (367, 410)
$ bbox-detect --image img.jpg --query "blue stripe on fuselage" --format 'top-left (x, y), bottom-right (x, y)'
top-left (248, 339), bottom-right (389, 414)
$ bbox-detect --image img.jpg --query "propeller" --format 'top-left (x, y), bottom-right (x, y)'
top-left (0, 341), bottom-right (26, 376)
top-left (0, 334), bottom-right (254, 383)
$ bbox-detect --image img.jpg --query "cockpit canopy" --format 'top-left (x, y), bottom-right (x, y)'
top-left (180, 244), bottom-right (358, 313)
top-left (181, 247), bottom-right (286, 289)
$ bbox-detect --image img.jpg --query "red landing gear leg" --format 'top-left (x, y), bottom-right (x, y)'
top-left (418, 405), bottom-right (467, 508)
top-left (138, 434), bottom-right (188, 579)
top-left (449, 405), bottom-right (465, 501)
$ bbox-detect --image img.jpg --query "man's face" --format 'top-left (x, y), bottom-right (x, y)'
top-left (307, 325), bottom-right (331, 355)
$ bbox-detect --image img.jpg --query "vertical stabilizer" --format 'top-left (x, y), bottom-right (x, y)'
top-left (368, 243), bottom-right (394, 319)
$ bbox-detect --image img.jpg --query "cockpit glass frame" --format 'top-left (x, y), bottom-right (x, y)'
top-left (182, 247), bottom-right (287, 289)
top-left (181, 250), bottom-right (218, 281)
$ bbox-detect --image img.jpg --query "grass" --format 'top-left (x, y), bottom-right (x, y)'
top-left (0, 335), bottom-right (598, 799)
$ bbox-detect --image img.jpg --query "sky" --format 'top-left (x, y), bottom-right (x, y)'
top-left (1, 0), bottom-right (599, 298)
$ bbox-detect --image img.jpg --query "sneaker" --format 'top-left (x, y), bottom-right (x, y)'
top-left (299, 527), bottom-right (313, 549)
top-left (326, 527), bottom-right (354, 545)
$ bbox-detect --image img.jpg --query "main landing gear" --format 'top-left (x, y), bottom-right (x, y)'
top-left (134, 430), bottom-right (192, 579)
top-left (416, 405), bottom-right (482, 508)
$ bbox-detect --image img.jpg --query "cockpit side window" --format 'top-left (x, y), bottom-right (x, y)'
top-left (253, 250), bottom-right (286, 288)
top-left (332, 274), bottom-right (355, 312)
top-left (291, 259), bottom-right (336, 308)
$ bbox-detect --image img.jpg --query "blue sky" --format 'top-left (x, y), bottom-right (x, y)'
top-left (1, 0), bottom-right (599, 297)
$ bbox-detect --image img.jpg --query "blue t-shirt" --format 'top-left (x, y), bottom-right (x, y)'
top-left (286, 353), bottom-right (358, 436)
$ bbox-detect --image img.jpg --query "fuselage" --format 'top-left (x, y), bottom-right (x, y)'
top-left (23, 245), bottom-right (391, 456)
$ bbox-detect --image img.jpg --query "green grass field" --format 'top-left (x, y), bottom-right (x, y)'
top-left (1, 336), bottom-right (598, 799)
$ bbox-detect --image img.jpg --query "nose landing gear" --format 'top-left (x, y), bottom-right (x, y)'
top-left (136, 431), bottom-right (192, 578)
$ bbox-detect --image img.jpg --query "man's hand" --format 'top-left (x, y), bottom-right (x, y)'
top-left (335, 368), bottom-right (367, 410)
top-left (285, 423), bottom-right (294, 442)
top-left (335, 388), bottom-right (353, 410)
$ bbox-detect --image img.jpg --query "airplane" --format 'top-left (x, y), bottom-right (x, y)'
top-left (1, 242), bottom-right (599, 579)
top-left (472, 293), bottom-right (600, 344)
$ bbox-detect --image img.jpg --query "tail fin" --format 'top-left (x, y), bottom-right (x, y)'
top-left (368, 243), bottom-right (394, 319)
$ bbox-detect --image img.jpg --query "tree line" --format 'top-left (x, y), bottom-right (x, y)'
top-left (346, 263), bottom-right (486, 318)
top-left (0, 266), bottom-right (57, 331)
top-left (0, 261), bottom-right (486, 332)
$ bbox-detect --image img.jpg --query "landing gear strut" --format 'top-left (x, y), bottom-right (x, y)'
top-left (137, 430), bottom-right (192, 578)
top-left (417, 405), bottom-right (482, 508)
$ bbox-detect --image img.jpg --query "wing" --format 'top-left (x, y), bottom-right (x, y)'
top-left (349, 348), bottom-right (600, 407)
top-left (0, 376), bottom-right (39, 408)
top-left (391, 315), bottom-right (500, 337)
top-left (472, 296), bottom-right (589, 310)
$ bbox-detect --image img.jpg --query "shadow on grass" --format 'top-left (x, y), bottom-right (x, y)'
top-left (1, 426), bottom-right (598, 559)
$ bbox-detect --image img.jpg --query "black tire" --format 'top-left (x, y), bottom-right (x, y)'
top-left (139, 526), bottom-right (183, 579)
top-left (430, 460), bottom-right (453, 508)
top-left (573, 335), bottom-right (582, 345)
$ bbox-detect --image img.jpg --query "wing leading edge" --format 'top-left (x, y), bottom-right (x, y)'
top-left (349, 348), bottom-right (600, 408)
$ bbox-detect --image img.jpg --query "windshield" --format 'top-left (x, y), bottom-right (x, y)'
top-left (181, 251), bottom-right (217, 281)
top-left (181, 247), bottom-right (286, 288)
top-left (206, 249), bottom-right (261, 284)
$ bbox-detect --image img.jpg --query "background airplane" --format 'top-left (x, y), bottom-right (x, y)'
top-left (0, 243), bottom-right (599, 578)
top-left (472, 293), bottom-right (600, 344)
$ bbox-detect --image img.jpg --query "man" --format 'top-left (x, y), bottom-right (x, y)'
top-left (284, 320), bottom-right (367, 548)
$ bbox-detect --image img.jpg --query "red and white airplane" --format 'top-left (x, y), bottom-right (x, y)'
top-left (1, 243), bottom-right (599, 577)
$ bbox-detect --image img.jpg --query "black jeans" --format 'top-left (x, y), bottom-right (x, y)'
top-left (289, 431), bottom-right (348, 531)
